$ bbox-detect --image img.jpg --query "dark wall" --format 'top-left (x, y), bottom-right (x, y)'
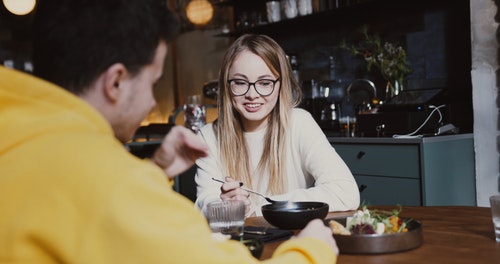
top-left (279, 1), bottom-right (472, 133)
top-left (229, 0), bottom-right (473, 133)
top-left (0, 3), bottom-right (34, 71)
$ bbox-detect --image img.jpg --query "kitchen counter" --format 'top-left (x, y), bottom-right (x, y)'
top-left (325, 132), bottom-right (473, 144)
top-left (326, 133), bottom-right (476, 206)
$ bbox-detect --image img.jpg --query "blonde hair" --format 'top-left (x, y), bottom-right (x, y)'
top-left (215, 34), bottom-right (302, 195)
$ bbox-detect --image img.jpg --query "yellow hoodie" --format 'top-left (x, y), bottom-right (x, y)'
top-left (0, 66), bottom-right (336, 263)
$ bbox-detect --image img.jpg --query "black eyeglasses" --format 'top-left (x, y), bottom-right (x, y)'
top-left (228, 78), bottom-right (280, 96)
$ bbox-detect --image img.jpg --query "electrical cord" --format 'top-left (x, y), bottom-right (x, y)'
top-left (392, 104), bottom-right (446, 139)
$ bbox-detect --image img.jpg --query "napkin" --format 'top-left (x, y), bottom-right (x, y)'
top-left (243, 226), bottom-right (294, 242)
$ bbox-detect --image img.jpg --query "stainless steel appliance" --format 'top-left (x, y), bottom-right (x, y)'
top-left (300, 79), bottom-right (345, 131)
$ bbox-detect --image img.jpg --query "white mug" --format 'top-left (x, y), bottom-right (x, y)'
top-left (266, 1), bottom-right (281, 23)
top-left (282, 0), bottom-right (298, 19)
top-left (298, 0), bottom-right (313, 16)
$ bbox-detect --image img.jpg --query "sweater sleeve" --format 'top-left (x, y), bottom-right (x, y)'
top-left (273, 238), bottom-right (337, 264)
top-left (271, 109), bottom-right (360, 212)
top-left (194, 124), bottom-right (225, 214)
top-left (194, 124), bottom-right (260, 217)
top-left (90, 159), bottom-right (337, 264)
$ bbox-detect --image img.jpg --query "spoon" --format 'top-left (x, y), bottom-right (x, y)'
top-left (211, 178), bottom-right (285, 204)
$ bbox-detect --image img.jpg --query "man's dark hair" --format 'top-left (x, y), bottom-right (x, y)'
top-left (32, 0), bottom-right (180, 94)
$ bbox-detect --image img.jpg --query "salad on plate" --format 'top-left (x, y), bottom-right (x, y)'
top-left (329, 206), bottom-right (409, 235)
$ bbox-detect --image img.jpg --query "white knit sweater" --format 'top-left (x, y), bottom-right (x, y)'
top-left (195, 108), bottom-right (360, 216)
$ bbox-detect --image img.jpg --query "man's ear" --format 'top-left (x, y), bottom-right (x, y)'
top-left (103, 63), bottom-right (127, 102)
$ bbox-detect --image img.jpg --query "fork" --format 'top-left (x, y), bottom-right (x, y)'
top-left (211, 178), bottom-right (284, 204)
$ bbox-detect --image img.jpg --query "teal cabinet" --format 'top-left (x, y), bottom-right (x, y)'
top-left (329, 134), bottom-right (476, 206)
top-left (354, 176), bottom-right (421, 206)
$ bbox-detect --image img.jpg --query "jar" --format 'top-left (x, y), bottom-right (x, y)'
top-left (266, 1), bottom-right (281, 23)
top-left (298, 0), bottom-right (313, 16)
top-left (282, 0), bottom-right (298, 19)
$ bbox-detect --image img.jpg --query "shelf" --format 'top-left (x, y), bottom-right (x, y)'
top-left (213, 0), bottom-right (267, 6)
top-left (214, 0), bottom-right (451, 38)
top-left (214, 0), bottom-right (384, 37)
top-left (212, 0), bottom-right (473, 134)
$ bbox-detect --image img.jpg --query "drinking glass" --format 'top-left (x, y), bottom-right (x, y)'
top-left (489, 194), bottom-right (500, 242)
top-left (339, 116), bottom-right (357, 137)
top-left (206, 200), bottom-right (245, 240)
top-left (266, 1), bottom-right (281, 23)
top-left (183, 95), bottom-right (206, 132)
top-left (282, 0), bottom-right (298, 19)
top-left (298, 0), bottom-right (313, 16)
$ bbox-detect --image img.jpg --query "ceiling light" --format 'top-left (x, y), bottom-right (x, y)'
top-left (3, 0), bottom-right (36, 16)
top-left (185, 0), bottom-right (214, 26)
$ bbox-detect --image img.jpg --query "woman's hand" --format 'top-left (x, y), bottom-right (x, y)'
top-left (220, 177), bottom-right (252, 215)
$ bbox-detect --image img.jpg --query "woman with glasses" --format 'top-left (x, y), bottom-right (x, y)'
top-left (195, 34), bottom-right (360, 216)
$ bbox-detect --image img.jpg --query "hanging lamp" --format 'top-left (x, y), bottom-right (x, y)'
top-left (3, 0), bottom-right (36, 15)
top-left (185, 0), bottom-right (213, 26)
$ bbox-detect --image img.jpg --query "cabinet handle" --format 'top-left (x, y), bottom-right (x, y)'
top-left (357, 151), bottom-right (366, 159)
top-left (359, 184), bottom-right (367, 192)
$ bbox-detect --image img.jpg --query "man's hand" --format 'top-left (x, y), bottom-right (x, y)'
top-left (151, 126), bottom-right (208, 178)
top-left (297, 219), bottom-right (339, 255)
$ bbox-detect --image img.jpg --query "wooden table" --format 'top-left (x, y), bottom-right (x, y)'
top-left (245, 206), bottom-right (500, 263)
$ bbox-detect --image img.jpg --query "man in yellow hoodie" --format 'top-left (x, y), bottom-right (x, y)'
top-left (0, 0), bottom-right (338, 263)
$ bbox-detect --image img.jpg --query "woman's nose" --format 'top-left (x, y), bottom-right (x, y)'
top-left (245, 83), bottom-right (259, 98)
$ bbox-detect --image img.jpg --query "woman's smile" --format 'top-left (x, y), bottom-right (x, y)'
top-left (229, 50), bottom-right (280, 132)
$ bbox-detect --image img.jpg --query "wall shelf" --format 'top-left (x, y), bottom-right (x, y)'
top-left (214, 0), bottom-right (446, 39)
top-left (213, 0), bottom-right (473, 134)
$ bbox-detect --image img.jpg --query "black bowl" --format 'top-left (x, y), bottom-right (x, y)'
top-left (261, 202), bottom-right (329, 230)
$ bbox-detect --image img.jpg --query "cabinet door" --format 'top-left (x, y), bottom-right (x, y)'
top-left (355, 175), bottom-right (421, 206)
top-left (334, 144), bottom-right (420, 178)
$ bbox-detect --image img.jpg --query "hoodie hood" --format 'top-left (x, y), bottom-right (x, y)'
top-left (0, 66), bottom-right (112, 154)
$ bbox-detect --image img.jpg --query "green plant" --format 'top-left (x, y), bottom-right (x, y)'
top-left (341, 26), bottom-right (412, 83)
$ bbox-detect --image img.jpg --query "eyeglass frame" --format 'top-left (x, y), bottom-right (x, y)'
top-left (227, 78), bottom-right (281, 96)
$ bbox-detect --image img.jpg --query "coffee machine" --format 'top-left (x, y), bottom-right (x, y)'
top-left (301, 79), bottom-right (345, 131)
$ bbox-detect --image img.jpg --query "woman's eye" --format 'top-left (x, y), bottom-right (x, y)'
top-left (234, 80), bottom-right (248, 86)
top-left (258, 80), bottom-right (272, 86)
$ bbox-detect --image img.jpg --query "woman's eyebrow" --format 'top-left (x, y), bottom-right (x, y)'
top-left (257, 74), bottom-right (275, 79)
top-left (230, 73), bottom-right (248, 79)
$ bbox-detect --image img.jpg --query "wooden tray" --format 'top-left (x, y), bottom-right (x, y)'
top-left (326, 217), bottom-right (423, 254)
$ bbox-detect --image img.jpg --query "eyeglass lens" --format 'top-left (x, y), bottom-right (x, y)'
top-left (229, 79), bottom-right (278, 96)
